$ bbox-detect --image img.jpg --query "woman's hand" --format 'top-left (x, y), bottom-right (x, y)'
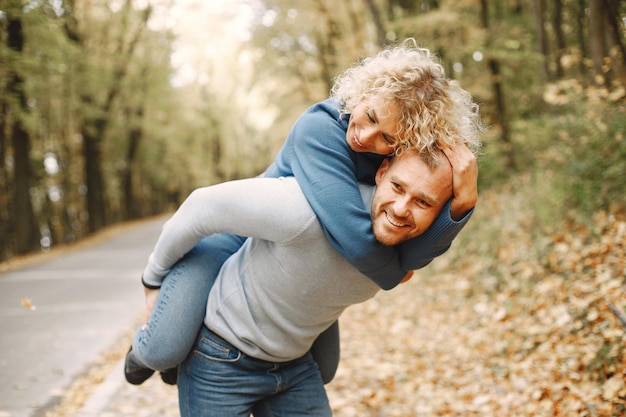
top-left (442, 143), bottom-right (478, 221)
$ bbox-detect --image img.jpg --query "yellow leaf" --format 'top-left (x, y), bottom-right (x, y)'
top-left (602, 374), bottom-right (624, 401)
top-left (20, 297), bottom-right (36, 311)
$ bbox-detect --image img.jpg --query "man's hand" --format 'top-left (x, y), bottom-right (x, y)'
top-left (142, 287), bottom-right (160, 330)
top-left (442, 143), bottom-right (478, 221)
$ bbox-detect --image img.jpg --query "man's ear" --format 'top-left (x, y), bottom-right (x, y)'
top-left (375, 158), bottom-right (391, 185)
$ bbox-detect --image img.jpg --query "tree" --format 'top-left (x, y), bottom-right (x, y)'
top-left (4, 5), bottom-right (39, 254)
top-left (589, 0), bottom-right (625, 87)
top-left (603, 0), bottom-right (626, 86)
top-left (61, 0), bottom-right (152, 231)
top-left (589, 0), bottom-right (611, 86)
top-left (122, 100), bottom-right (143, 220)
top-left (531, 0), bottom-right (550, 81)
top-left (0, 11), bottom-right (10, 261)
top-left (479, 0), bottom-right (515, 170)
top-left (552, 0), bottom-right (565, 79)
top-left (363, 0), bottom-right (386, 47)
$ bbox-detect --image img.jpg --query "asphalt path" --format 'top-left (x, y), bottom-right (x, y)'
top-left (0, 216), bottom-right (167, 417)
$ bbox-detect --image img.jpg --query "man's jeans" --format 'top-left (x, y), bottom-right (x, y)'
top-left (178, 325), bottom-right (332, 417)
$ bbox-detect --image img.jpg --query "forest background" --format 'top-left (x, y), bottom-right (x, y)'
top-left (1, 0), bottom-right (626, 415)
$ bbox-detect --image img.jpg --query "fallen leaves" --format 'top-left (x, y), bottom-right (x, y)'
top-left (20, 297), bottom-right (36, 311)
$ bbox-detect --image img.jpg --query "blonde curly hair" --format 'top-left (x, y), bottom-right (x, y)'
top-left (331, 40), bottom-right (483, 158)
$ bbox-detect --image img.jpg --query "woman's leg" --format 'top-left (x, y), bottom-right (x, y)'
top-left (127, 234), bottom-right (246, 375)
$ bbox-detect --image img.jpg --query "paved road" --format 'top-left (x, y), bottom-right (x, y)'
top-left (0, 217), bottom-right (166, 417)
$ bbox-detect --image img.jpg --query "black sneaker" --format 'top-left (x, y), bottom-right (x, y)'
top-left (160, 366), bottom-right (178, 385)
top-left (124, 347), bottom-right (155, 385)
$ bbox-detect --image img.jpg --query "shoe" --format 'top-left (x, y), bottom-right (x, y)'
top-left (160, 366), bottom-right (178, 385)
top-left (124, 347), bottom-right (154, 385)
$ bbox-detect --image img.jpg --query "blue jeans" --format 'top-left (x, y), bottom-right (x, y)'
top-left (131, 234), bottom-right (245, 371)
top-left (131, 234), bottom-right (340, 382)
top-left (178, 326), bottom-right (332, 417)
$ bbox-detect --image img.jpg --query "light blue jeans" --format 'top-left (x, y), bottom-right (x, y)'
top-left (178, 325), bottom-right (332, 417)
top-left (131, 234), bottom-right (242, 370)
top-left (130, 234), bottom-right (340, 382)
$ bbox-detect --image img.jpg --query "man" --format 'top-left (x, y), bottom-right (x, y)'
top-left (142, 144), bottom-right (474, 416)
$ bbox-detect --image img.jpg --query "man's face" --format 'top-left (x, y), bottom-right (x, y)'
top-left (371, 151), bottom-right (453, 246)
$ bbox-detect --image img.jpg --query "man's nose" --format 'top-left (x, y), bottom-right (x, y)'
top-left (392, 198), bottom-right (411, 218)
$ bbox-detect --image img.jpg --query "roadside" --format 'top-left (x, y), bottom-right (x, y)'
top-left (0, 217), bottom-right (168, 274)
top-left (43, 326), bottom-right (179, 417)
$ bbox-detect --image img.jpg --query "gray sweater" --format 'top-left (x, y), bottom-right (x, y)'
top-left (144, 176), bottom-right (380, 362)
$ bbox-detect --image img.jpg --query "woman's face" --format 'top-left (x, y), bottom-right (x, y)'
top-left (346, 96), bottom-right (400, 155)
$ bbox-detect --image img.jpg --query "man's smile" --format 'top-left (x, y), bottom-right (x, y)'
top-left (384, 210), bottom-right (407, 228)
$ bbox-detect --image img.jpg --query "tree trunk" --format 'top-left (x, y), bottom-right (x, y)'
top-left (82, 113), bottom-right (107, 231)
top-left (363, 0), bottom-right (386, 47)
top-left (12, 120), bottom-right (38, 254)
top-left (480, 0), bottom-right (489, 28)
top-left (80, 3), bottom-right (151, 232)
top-left (531, 0), bottom-right (550, 81)
top-left (123, 106), bottom-right (143, 220)
top-left (603, 0), bottom-right (626, 85)
top-left (553, 0), bottom-right (565, 79)
top-left (487, 59), bottom-right (513, 164)
top-left (576, 0), bottom-right (588, 77)
top-left (7, 15), bottom-right (39, 254)
top-left (0, 101), bottom-right (10, 261)
top-left (589, 0), bottom-right (610, 86)
top-left (480, 0), bottom-right (515, 170)
top-left (313, 0), bottom-right (341, 94)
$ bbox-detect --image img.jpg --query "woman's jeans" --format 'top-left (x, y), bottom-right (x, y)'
top-left (130, 234), bottom-right (340, 383)
top-left (178, 326), bottom-right (332, 417)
